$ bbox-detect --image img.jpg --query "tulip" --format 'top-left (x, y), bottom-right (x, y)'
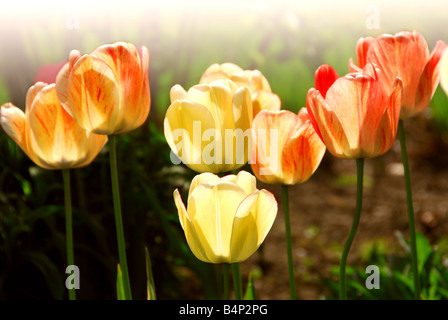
top-left (56, 41), bottom-right (151, 300)
top-left (350, 31), bottom-right (447, 300)
top-left (250, 108), bottom-right (326, 185)
top-left (164, 79), bottom-right (253, 173)
top-left (0, 82), bottom-right (107, 170)
top-left (349, 30), bottom-right (446, 119)
top-left (1, 81), bottom-right (107, 300)
top-left (307, 63), bottom-right (403, 159)
top-left (173, 170), bottom-right (277, 264)
top-left (55, 41), bottom-right (151, 135)
top-left (306, 63), bottom-right (403, 300)
top-left (200, 62), bottom-right (281, 117)
top-left (249, 107), bottom-right (325, 299)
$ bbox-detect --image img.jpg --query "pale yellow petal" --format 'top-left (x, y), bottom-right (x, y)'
top-left (229, 189), bottom-right (277, 262)
top-left (188, 182), bottom-right (247, 263)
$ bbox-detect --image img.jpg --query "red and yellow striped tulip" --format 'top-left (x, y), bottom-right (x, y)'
top-left (307, 63), bottom-right (403, 159)
top-left (55, 42), bottom-right (150, 135)
top-left (0, 82), bottom-right (107, 169)
top-left (173, 171), bottom-right (277, 263)
top-left (200, 62), bottom-right (281, 117)
top-left (349, 31), bottom-right (446, 119)
top-left (250, 108), bottom-right (326, 185)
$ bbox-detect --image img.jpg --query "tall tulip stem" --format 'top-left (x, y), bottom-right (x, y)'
top-left (339, 158), bottom-right (364, 300)
top-left (281, 184), bottom-right (296, 300)
top-left (397, 119), bottom-right (420, 300)
top-left (231, 263), bottom-right (243, 300)
top-left (62, 169), bottom-right (76, 300)
top-left (109, 135), bottom-right (132, 300)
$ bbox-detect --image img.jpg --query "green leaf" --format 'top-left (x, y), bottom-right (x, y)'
top-left (117, 264), bottom-right (125, 300)
top-left (244, 272), bottom-right (256, 300)
top-left (145, 246), bottom-right (157, 300)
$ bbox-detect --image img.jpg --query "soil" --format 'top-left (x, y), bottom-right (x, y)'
top-left (240, 115), bottom-right (448, 300)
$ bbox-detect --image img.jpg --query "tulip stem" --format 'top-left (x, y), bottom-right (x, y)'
top-left (222, 264), bottom-right (230, 300)
top-left (339, 158), bottom-right (364, 300)
top-left (397, 119), bottom-right (420, 300)
top-left (109, 135), bottom-right (132, 300)
top-left (62, 169), bottom-right (76, 300)
top-left (281, 184), bottom-right (296, 300)
top-left (231, 263), bottom-right (243, 300)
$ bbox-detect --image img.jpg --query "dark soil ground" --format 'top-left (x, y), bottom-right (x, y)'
top-left (240, 115), bottom-right (448, 300)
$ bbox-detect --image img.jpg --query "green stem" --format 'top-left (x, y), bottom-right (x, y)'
top-left (231, 263), bottom-right (242, 300)
top-left (397, 119), bottom-right (420, 300)
top-left (223, 264), bottom-right (230, 300)
top-left (281, 184), bottom-right (296, 300)
top-left (339, 158), bottom-right (364, 300)
top-left (109, 135), bottom-right (132, 300)
top-left (62, 169), bottom-right (75, 300)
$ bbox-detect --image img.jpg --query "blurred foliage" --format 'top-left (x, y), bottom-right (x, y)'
top-left (0, 1), bottom-right (447, 300)
top-left (322, 232), bottom-right (448, 300)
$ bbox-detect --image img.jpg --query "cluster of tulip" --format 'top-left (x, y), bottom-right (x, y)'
top-left (0, 30), bottom-right (447, 300)
top-left (164, 30), bottom-right (447, 300)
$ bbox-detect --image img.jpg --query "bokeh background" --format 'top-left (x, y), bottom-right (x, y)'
top-left (0, 0), bottom-right (448, 299)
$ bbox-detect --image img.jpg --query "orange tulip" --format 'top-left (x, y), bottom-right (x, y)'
top-left (250, 108), bottom-right (326, 185)
top-left (306, 63), bottom-right (403, 159)
top-left (0, 82), bottom-right (107, 169)
top-left (349, 31), bottom-right (446, 119)
top-left (56, 42), bottom-right (150, 135)
top-left (200, 62), bottom-right (281, 117)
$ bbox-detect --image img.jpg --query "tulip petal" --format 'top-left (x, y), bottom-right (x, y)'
top-left (68, 54), bottom-right (120, 134)
top-left (199, 63), bottom-right (244, 84)
top-left (325, 73), bottom-right (388, 158)
top-left (306, 88), bottom-right (350, 158)
top-left (0, 103), bottom-right (27, 151)
top-left (164, 100), bottom-right (217, 173)
top-left (28, 84), bottom-right (100, 169)
top-left (441, 49), bottom-right (448, 96)
top-left (170, 84), bottom-right (187, 103)
top-left (92, 42), bottom-right (145, 133)
top-left (252, 90), bottom-right (281, 116)
top-left (413, 40), bottom-right (447, 117)
top-left (173, 189), bottom-right (210, 263)
top-left (366, 32), bottom-right (429, 110)
top-left (26, 82), bottom-right (48, 113)
top-left (188, 182), bottom-right (247, 263)
top-left (355, 36), bottom-right (375, 68)
top-left (188, 172), bottom-right (222, 199)
top-left (127, 45), bottom-right (151, 132)
top-left (229, 189), bottom-right (277, 262)
top-left (250, 110), bottom-right (300, 183)
top-left (373, 77), bottom-right (402, 157)
top-left (282, 110), bottom-right (326, 184)
top-left (314, 64), bottom-right (339, 99)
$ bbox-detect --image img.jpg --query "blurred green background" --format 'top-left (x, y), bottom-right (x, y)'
top-left (0, 0), bottom-right (447, 299)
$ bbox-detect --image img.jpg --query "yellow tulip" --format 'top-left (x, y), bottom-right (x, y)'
top-left (200, 62), bottom-right (281, 117)
top-left (440, 48), bottom-right (448, 96)
top-left (0, 82), bottom-right (107, 169)
top-left (173, 171), bottom-right (278, 264)
top-left (164, 79), bottom-right (253, 173)
top-left (55, 42), bottom-right (151, 135)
